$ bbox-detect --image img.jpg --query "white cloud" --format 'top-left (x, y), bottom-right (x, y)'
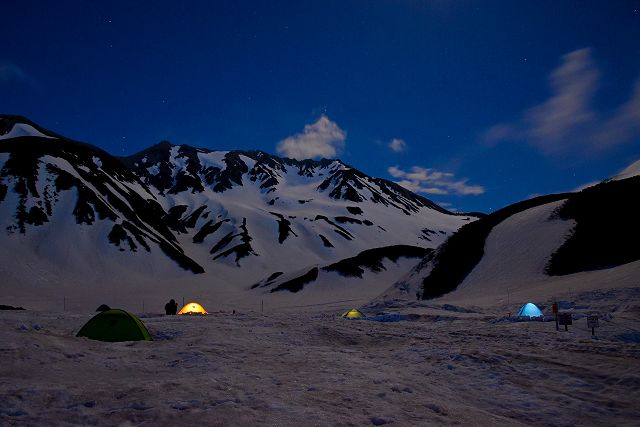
top-left (482, 124), bottom-right (514, 147)
top-left (276, 115), bottom-right (346, 160)
top-left (437, 201), bottom-right (458, 212)
top-left (388, 165), bottom-right (485, 196)
top-left (388, 138), bottom-right (407, 153)
top-left (387, 165), bottom-right (405, 178)
top-left (524, 48), bottom-right (599, 153)
top-left (0, 61), bottom-right (34, 86)
top-left (483, 48), bottom-right (640, 156)
top-left (594, 81), bottom-right (640, 148)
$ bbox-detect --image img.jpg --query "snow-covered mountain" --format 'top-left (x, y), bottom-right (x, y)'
top-left (382, 169), bottom-right (640, 306)
top-left (0, 115), bottom-right (476, 309)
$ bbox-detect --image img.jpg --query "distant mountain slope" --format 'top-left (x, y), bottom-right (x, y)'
top-left (118, 142), bottom-right (452, 215)
top-left (0, 125), bottom-right (203, 274)
top-left (612, 160), bottom-right (640, 181)
top-left (0, 115), bottom-right (475, 308)
top-left (381, 172), bottom-right (640, 303)
top-left (114, 138), bottom-right (472, 276)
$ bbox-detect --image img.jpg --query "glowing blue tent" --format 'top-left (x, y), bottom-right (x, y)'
top-left (517, 302), bottom-right (544, 318)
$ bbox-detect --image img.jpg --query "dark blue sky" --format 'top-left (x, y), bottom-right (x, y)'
top-left (2, 1), bottom-right (639, 212)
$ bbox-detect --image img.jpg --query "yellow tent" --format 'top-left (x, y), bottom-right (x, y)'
top-left (342, 308), bottom-right (365, 319)
top-left (178, 302), bottom-right (208, 315)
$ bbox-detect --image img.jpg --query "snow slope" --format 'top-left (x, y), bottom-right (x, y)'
top-left (449, 200), bottom-right (573, 301)
top-left (612, 159), bottom-right (640, 181)
top-left (432, 198), bottom-right (640, 307)
top-left (0, 123), bottom-right (53, 140)
top-left (379, 171), bottom-right (640, 308)
top-left (0, 116), bottom-right (475, 310)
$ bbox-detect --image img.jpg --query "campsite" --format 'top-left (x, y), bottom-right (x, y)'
top-left (2, 286), bottom-right (639, 426)
top-left (2, 2), bottom-right (640, 425)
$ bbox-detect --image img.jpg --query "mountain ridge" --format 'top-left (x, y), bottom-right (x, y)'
top-left (0, 115), bottom-right (476, 308)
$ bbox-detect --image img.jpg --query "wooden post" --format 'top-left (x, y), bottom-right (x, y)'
top-left (558, 313), bottom-right (572, 331)
top-left (587, 315), bottom-right (599, 337)
top-left (261, 299), bottom-right (264, 313)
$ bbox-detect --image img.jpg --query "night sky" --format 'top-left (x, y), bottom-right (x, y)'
top-left (2, 1), bottom-right (639, 213)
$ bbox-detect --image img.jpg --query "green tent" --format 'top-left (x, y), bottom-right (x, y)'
top-left (76, 309), bottom-right (152, 342)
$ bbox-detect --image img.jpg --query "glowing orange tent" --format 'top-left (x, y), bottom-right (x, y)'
top-left (178, 302), bottom-right (208, 315)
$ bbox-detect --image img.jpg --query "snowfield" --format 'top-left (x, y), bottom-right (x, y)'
top-left (2, 117), bottom-right (640, 425)
top-left (1, 285), bottom-right (639, 426)
top-left (0, 116), bottom-right (475, 305)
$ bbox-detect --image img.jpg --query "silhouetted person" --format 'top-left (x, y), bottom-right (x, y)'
top-left (165, 299), bottom-right (178, 315)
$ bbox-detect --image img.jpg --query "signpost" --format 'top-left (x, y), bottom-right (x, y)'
top-left (587, 315), bottom-right (599, 336)
top-left (558, 313), bottom-right (572, 331)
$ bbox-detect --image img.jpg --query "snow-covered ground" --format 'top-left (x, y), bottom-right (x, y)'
top-left (1, 284), bottom-right (639, 426)
top-left (2, 119), bottom-right (639, 425)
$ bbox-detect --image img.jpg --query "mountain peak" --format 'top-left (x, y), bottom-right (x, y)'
top-left (0, 115), bottom-right (58, 141)
top-left (0, 115), bottom-right (478, 306)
